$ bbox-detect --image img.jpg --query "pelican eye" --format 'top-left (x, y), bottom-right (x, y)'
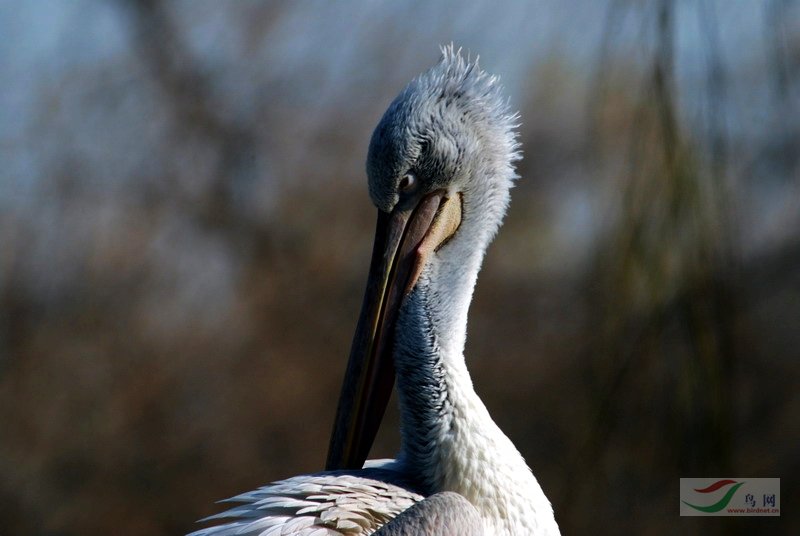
top-left (398, 173), bottom-right (417, 193)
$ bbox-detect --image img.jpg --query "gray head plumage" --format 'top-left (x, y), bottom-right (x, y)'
top-left (366, 46), bottom-right (521, 241)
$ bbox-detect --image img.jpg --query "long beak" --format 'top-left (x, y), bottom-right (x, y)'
top-left (325, 190), bottom-right (462, 470)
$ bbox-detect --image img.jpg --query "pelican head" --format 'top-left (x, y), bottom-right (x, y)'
top-left (327, 46), bottom-right (520, 473)
top-left (367, 48), bottom-right (520, 246)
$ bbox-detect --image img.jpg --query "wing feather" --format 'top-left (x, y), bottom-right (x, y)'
top-left (188, 469), bottom-right (423, 536)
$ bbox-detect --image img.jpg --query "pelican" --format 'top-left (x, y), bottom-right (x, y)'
top-left (189, 47), bottom-right (560, 536)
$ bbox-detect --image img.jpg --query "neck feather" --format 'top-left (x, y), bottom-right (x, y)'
top-left (391, 239), bottom-right (559, 535)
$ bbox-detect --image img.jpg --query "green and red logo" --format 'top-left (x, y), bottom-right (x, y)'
top-left (682, 479), bottom-right (744, 513)
top-left (679, 478), bottom-right (780, 517)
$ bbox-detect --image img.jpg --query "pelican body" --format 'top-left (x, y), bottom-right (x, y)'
top-left (190, 47), bottom-right (560, 536)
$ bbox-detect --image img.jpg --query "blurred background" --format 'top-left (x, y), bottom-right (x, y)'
top-left (1, 0), bottom-right (798, 534)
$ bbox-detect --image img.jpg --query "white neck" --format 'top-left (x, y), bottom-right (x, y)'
top-left (392, 208), bottom-right (560, 535)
